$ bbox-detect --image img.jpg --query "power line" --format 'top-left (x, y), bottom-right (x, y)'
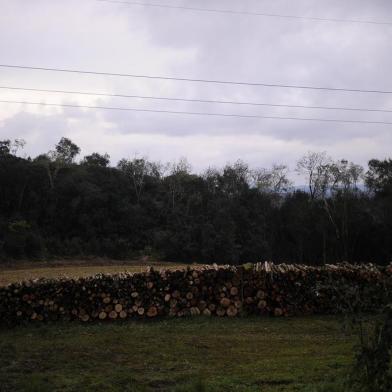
top-left (1, 85), bottom-right (392, 113)
top-left (1, 99), bottom-right (391, 125)
top-left (95, 0), bottom-right (392, 26)
top-left (1, 64), bottom-right (391, 94)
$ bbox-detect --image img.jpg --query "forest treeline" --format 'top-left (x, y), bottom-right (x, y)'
top-left (0, 137), bottom-right (391, 264)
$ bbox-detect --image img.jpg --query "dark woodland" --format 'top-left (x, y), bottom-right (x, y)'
top-left (1, 137), bottom-right (391, 264)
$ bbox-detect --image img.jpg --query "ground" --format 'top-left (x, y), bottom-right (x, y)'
top-left (0, 262), bottom-right (354, 391)
top-left (0, 260), bottom-right (193, 286)
top-left (0, 316), bottom-right (353, 392)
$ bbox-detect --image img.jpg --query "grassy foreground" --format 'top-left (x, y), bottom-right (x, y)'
top-left (0, 316), bottom-right (354, 392)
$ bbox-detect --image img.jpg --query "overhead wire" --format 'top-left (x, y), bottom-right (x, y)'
top-left (1, 85), bottom-right (392, 113)
top-left (0, 99), bottom-right (391, 125)
top-left (1, 64), bottom-right (392, 94)
top-left (95, 0), bottom-right (392, 26)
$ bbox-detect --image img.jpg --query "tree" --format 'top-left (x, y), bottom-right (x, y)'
top-left (118, 157), bottom-right (161, 203)
top-left (366, 159), bottom-right (392, 195)
top-left (0, 140), bottom-right (10, 156)
top-left (50, 137), bottom-right (80, 164)
top-left (164, 158), bottom-right (193, 210)
top-left (319, 160), bottom-right (365, 261)
top-left (202, 167), bottom-right (221, 195)
top-left (35, 138), bottom-right (80, 189)
top-left (220, 160), bottom-right (250, 197)
top-left (252, 164), bottom-right (292, 194)
top-left (1, 139), bottom-right (392, 264)
top-left (0, 139), bottom-right (26, 157)
top-left (296, 154), bottom-right (366, 262)
top-left (296, 151), bottom-right (331, 200)
top-left (10, 139), bottom-right (26, 156)
top-left (82, 152), bottom-right (110, 167)
top-left (328, 159), bottom-right (364, 193)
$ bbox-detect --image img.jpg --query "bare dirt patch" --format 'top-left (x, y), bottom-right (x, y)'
top-left (0, 259), bottom-right (194, 286)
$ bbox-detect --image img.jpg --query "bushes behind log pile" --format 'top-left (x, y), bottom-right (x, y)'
top-left (1, 262), bottom-right (391, 326)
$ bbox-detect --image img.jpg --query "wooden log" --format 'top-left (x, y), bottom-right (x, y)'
top-left (274, 308), bottom-right (283, 317)
top-left (147, 306), bottom-right (158, 317)
top-left (81, 314), bottom-right (90, 322)
top-left (220, 297), bottom-right (231, 308)
top-left (109, 310), bottom-right (118, 319)
top-left (226, 305), bottom-right (238, 317)
top-left (186, 292), bottom-right (194, 300)
top-left (147, 281), bottom-right (154, 289)
top-left (230, 287), bottom-right (238, 296)
top-left (119, 310), bottom-right (127, 319)
top-left (234, 300), bottom-right (242, 309)
top-left (190, 307), bottom-right (200, 316)
top-left (258, 300), bottom-right (267, 309)
top-left (99, 311), bottom-right (107, 320)
top-left (0, 262), bottom-right (387, 327)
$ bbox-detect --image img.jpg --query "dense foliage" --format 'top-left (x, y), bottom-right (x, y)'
top-left (0, 138), bottom-right (391, 264)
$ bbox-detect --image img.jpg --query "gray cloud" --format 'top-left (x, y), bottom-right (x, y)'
top-left (0, 0), bottom-right (391, 180)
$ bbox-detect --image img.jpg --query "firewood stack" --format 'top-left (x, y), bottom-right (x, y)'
top-left (0, 262), bottom-right (390, 326)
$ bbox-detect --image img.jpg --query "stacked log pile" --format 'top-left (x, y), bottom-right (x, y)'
top-left (1, 262), bottom-right (391, 326)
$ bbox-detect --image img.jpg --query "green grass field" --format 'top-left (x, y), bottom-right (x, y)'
top-left (0, 316), bottom-right (354, 392)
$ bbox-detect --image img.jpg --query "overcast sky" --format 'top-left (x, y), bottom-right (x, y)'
top-left (0, 0), bottom-right (391, 181)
